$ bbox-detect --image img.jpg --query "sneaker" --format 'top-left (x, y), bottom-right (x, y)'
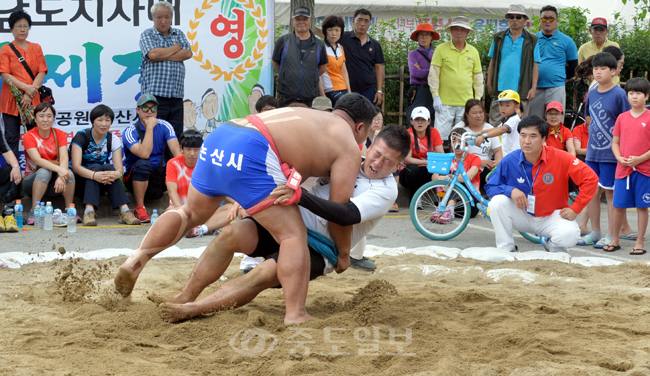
top-left (4, 215), bottom-right (18, 232)
top-left (186, 226), bottom-right (204, 238)
top-left (540, 236), bottom-right (549, 252)
top-left (118, 210), bottom-right (141, 225)
top-left (133, 205), bottom-right (150, 223)
top-left (53, 209), bottom-right (68, 227)
top-left (429, 209), bottom-right (443, 222)
top-left (27, 208), bottom-right (35, 226)
top-left (438, 209), bottom-right (455, 224)
top-left (417, 199), bottom-right (423, 210)
top-left (350, 256), bottom-right (377, 271)
top-left (83, 211), bottom-right (97, 226)
top-left (389, 203), bottom-right (399, 212)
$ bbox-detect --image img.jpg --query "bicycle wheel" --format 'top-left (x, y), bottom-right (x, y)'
top-left (410, 180), bottom-right (472, 241)
top-left (519, 231), bottom-right (541, 244)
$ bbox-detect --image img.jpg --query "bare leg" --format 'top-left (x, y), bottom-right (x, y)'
top-left (635, 209), bottom-right (648, 251)
top-left (578, 209), bottom-right (590, 235)
top-left (252, 203), bottom-right (311, 326)
top-left (160, 259), bottom-right (282, 323)
top-left (620, 211), bottom-right (635, 237)
top-left (132, 180), bottom-right (148, 207)
top-left (63, 182), bottom-right (75, 207)
top-left (607, 207), bottom-right (625, 247)
top-left (203, 203), bottom-right (234, 232)
top-left (605, 190), bottom-right (615, 236)
top-left (31, 180), bottom-right (47, 208)
top-left (114, 184), bottom-right (224, 296)
top-left (586, 187), bottom-right (603, 233)
top-left (164, 219), bottom-right (260, 304)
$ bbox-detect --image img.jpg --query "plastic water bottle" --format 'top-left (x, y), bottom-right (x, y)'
top-left (151, 209), bottom-right (158, 225)
top-left (44, 202), bottom-right (53, 231)
top-left (39, 202), bottom-right (45, 229)
top-left (14, 200), bottom-right (23, 229)
top-left (67, 204), bottom-right (77, 233)
top-left (35, 202), bottom-right (41, 229)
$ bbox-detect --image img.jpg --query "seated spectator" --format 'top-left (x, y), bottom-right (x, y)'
top-left (399, 106), bottom-right (444, 200)
top-left (23, 102), bottom-right (75, 224)
top-left (311, 96), bottom-right (333, 111)
top-left (320, 15), bottom-right (351, 106)
top-left (452, 99), bottom-right (503, 193)
top-left (544, 101), bottom-right (576, 156)
top-left (0, 118), bottom-right (23, 232)
top-left (122, 94), bottom-right (180, 223)
top-left (70, 104), bottom-right (141, 226)
top-left (166, 129), bottom-right (233, 238)
top-left (254, 95), bottom-right (279, 113)
top-left (432, 128), bottom-right (481, 222)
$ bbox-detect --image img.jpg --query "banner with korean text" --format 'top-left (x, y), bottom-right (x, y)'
top-left (0, 0), bottom-right (274, 167)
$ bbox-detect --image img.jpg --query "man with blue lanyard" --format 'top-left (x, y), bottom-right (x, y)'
top-left (485, 116), bottom-right (598, 252)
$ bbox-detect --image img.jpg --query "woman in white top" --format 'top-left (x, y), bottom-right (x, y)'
top-left (452, 99), bottom-right (503, 193)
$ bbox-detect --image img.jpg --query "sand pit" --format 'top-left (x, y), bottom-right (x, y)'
top-left (3, 248), bottom-right (650, 375)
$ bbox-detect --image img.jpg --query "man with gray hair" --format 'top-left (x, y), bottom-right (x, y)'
top-left (487, 4), bottom-right (541, 125)
top-left (139, 1), bottom-right (191, 159)
top-left (428, 15), bottom-right (483, 142)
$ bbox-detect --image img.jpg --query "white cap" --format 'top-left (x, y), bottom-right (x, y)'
top-left (411, 106), bottom-right (431, 120)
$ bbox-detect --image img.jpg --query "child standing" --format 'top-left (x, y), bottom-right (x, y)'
top-left (544, 101), bottom-right (576, 156)
top-left (579, 52), bottom-right (635, 248)
top-left (604, 77), bottom-right (650, 255)
top-left (572, 117), bottom-right (591, 235)
top-left (473, 90), bottom-right (521, 156)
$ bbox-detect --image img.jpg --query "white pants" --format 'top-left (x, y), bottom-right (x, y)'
top-left (434, 105), bottom-right (464, 141)
top-left (350, 236), bottom-right (367, 260)
top-left (488, 195), bottom-right (580, 252)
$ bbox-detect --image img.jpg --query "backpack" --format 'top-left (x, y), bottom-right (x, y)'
top-left (69, 128), bottom-right (112, 163)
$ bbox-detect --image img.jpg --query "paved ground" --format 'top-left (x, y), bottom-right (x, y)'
top-left (0, 202), bottom-right (646, 264)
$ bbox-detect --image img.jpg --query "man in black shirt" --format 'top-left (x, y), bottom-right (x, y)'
top-left (338, 9), bottom-right (386, 105)
top-left (272, 6), bottom-right (328, 107)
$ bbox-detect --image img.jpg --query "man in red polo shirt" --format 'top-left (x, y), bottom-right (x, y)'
top-left (485, 115), bottom-right (598, 252)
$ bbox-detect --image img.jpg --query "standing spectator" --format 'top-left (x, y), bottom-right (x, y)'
top-left (429, 16), bottom-right (483, 141)
top-left (122, 94), bottom-right (180, 223)
top-left (487, 4), bottom-right (540, 125)
top-left (139, 1), bottom-right (191, 161)
top-left (578, 18), bottom-right (620, 85)
top-left (0, 10), bottom-right (47, 160)
top-left (399, 107), bottom-right (444, 200)
top-left (452, 99), bottom-right (503, 193)
top-left (70, 105), bottom-right (141, 227)
top-left (606, 78), bottom-right (650, 255)
top-left (338, 9), bottom-right (385, 105)
top-left (407, 23), bottom-right (439, 122)
top-left (530, 5), bottom-right (578, 118)
top-left (485, 115), bottom-right (598, 253)
top-left (272, 6), bottom-right (328, 107)
top-left (320, 15), bottom-right (351, 106)
top-left (23, 103), bottom-right (75, 224)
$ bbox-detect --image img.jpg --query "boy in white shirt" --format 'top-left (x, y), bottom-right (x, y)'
top-left (473, 90), bottom-right (521, 156)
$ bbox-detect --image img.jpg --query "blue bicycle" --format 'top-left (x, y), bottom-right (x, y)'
top-left (410, 132), bottom-right (540, 243)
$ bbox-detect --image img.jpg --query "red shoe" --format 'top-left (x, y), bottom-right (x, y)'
top-left (134, 205), bottom-right (151, 223)
top-left (186, 226), bottom-right (204, 238)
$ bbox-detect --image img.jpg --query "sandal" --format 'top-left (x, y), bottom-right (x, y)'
top-left (630, 248), bottom-right (647, 255)
top-left (602, 244), bottom-right (620, 252)
top-left (577, 232), bottom-right (598, 246)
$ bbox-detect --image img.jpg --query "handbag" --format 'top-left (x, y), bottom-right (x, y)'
top-left (8, 43), bottom-right (55, 104)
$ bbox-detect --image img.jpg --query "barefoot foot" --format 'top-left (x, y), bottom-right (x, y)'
top-left (114, 265), bottom-right (137, 297)
top-left (284, 313), bottom-right (314, 326)
top-left (159, 302), bottom-right (198, 323)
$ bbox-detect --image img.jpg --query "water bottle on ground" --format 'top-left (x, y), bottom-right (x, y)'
top-left (151, 209), bottom-right (159, 225)
top-left (14, 200), bottom-right (23, 229)
top-left (67, 204), bottom-right (77, 233)
top-left (44, 202), bottom-right (53, 231)
top-left (38, 202), bottom-right (45, 229)
top-left (35, 202), bottom-right (42, 229)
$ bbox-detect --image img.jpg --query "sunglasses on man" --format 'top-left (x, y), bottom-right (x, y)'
top-left (139, 105), bottom-right (158, 113)
top-left (507, 14), bottom-right (525, 20)
top-left (541, 17), bottom-right (556, 22)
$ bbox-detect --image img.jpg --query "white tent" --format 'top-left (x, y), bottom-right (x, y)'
top-left (274, 0), bottom-right (639, 29)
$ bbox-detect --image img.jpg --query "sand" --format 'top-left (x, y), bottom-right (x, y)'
top-left (3, 252), bottom-right (650, 376)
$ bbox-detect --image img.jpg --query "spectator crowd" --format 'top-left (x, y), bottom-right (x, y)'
top-left (0, 1), bottom-right (648, 261)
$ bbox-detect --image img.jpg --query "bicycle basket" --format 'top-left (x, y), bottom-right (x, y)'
top-left (427, 153), bottom-right (456, 174)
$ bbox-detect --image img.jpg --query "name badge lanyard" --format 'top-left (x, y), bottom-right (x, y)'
top-left (523, 162), bottom-right (542, 195)
top-left (523, 162), bottom-right (542, 215)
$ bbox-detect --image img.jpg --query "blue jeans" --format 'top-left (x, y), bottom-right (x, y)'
top-left (359, 88), bottom-right (376, 104)
top-left (325, 90), bottom-right (347, 106)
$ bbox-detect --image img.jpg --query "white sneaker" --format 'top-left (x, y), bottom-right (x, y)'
top-left (53, 209), bottom-right (68, 227)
